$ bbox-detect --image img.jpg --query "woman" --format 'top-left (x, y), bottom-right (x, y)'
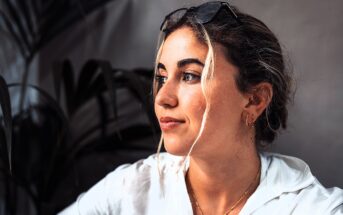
top-left (59, 1), bottom-right (343, 214)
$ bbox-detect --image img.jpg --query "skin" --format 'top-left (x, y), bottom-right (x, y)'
top-left (154, 26), bottom-right (272, 215)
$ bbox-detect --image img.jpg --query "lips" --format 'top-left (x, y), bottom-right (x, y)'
top-left (159, 116), bottom-right (185, 131)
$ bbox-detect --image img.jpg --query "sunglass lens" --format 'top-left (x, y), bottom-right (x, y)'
top-left (195, 2), bottom-right (222, 24)
top-left (161, 8), bottom-right (187, 32)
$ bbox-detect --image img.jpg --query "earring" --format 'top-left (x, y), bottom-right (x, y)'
top-left (245, 113), bottom-right (255, 128)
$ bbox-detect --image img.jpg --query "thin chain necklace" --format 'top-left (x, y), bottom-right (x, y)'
top-left (186, 167), bottom-right (261, 215)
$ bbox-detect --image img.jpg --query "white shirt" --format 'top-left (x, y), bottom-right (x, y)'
top-left (58, 152), bottom-right (343, 215)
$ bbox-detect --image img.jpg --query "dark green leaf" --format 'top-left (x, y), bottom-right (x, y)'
top-left (0, 75), bottom-right (12, 172)
top-left (53, 60), bottom-right (75, 114)
top-left (3, 0), bottom-right (32, 54)
top-left (98, 60), bottom-right (117, 119)
top-left (0, 10), bottom-right (27, 58)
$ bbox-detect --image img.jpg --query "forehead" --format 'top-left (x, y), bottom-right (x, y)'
top-left (159, 27), bottom-right (208, 65)
top-left (158, 26), bottom-right (239, 79)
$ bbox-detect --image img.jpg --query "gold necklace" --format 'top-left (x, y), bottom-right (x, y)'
top-left (186, 167), bottom-right (260, 215)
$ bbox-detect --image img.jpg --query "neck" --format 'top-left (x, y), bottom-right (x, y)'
top-left (186, 144), bottom-right (260, 214)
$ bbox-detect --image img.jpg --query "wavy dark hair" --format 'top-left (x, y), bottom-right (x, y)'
top-left (159, 3), bottom-right (293, 146)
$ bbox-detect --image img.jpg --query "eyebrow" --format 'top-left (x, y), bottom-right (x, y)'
top-left (177, 58), bottom-right (204, 68)
top-left (157, 63), bottom-right (166, 70)
top-left (157, 58), bottom-right (205, 71)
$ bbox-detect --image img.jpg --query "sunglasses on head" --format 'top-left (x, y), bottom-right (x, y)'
top-left (160, 1), bottom-right (241, 33)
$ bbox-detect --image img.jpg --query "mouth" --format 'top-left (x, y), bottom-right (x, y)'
top-left (159, 116), bottom-right (185, 131)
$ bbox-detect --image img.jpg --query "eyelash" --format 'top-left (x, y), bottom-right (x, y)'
top-left (155, 72), bottom-right (201, 86)
top-left (182, 72), bottom-right (201, 82)
top-left (155, 75), bottom-right (167, 86)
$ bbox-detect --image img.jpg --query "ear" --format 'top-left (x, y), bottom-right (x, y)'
top-left (243, 82), bottom-right (273, 121)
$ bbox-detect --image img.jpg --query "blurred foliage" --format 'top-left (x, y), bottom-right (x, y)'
top-left (0, 60), bottom-right (159, 214)
top-left (0, 1), bottom-right (161, 214)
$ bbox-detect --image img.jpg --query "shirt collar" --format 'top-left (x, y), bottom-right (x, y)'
top-left (240, 152), bottom-right (315, 214)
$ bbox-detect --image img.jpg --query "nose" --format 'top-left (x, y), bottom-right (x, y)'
top-left (155, 79), bottom-right (178, 109)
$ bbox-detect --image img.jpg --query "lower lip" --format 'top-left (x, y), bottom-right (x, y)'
top-left (160, 121), bottom-right (183, 131)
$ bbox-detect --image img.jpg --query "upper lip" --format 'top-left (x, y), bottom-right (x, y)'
top-left (159, 116), bottom-right (185, 123)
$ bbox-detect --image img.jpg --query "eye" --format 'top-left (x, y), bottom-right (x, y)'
top-left (182, 72), bottom-right (201, 83)
top-left (155, 74), bottom-right (167, 86)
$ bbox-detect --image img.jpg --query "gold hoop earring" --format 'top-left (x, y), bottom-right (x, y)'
top-left (245, 114), bottom-right (255, 128)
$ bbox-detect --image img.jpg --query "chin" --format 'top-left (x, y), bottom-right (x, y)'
top-left (163, 139), bottom-right (191, 156)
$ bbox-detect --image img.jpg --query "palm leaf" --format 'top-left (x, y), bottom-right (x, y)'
top-left (2, 0), bottom-right (32, 55)
top-left (0, 75), bottom-right (12, 172)
top-left (1, 0), bottom-right (115, 59)
top-left (116, 69), bottom-right (159, 136)
top-left (0, 10), bottom-right (27, 57)
top-left (98, 60), bottom-right (118, 119)
top-left (73, 60), bottom-right (101, 113)
top-left (1, 0), bottom-right (115, 117)
top-left (16, 0), bottom-right (35, 41)
top-left (52, 60), bottom-right (74, 112)
top-left (8, 83), bottom-right (71, 205)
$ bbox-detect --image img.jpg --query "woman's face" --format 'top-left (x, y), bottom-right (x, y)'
top-left (154, 27), bottom-right (248, 157)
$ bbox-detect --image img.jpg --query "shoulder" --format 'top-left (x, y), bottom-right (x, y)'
top-left (58, 153), bottom-right (185, 215)
top-left (297, 179), bottom-right (343, 214)
top-left (262, 152), bottom-right (314, 188)
top-left (92, 152), bottom-right (184, 192)
top-left (251, 152), bottom-right (343, 214)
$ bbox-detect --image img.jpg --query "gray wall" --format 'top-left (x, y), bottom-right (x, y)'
top-left (38, 0), bottom-right (343, 187)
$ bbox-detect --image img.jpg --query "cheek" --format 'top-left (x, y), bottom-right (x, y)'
top-left (153, 99), bottom-right (159, 116)
top-left (208, 84), bottom-right (245, 127)
top-left (181, 87), bottom-right (206, 125)
top-left (153, 92), bottom-right (164, 118)
top-left (188, 100), bottom-right (206, 121)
